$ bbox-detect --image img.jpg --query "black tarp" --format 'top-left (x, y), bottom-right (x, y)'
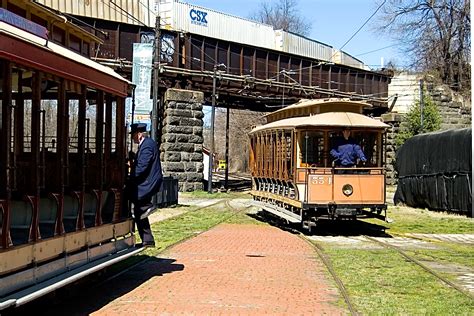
top-left (394, 128), bottom-right (472, 216)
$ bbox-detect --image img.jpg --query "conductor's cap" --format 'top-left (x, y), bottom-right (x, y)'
top-left (130, 123), bottom-right (147, 134)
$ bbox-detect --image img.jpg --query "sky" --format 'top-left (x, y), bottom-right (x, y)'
top-left (184, 0), bottom-right (402, 70)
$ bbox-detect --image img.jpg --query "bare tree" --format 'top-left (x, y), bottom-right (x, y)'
top-left (249, 0), bottom-right (311, 36)
top-left (204, 108), bottom-right (266, 174)
top-left (377, 0), bottom-right (470, 92)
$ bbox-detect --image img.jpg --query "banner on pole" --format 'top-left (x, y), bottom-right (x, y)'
top-left (132, 43), bottom-right (153, 115)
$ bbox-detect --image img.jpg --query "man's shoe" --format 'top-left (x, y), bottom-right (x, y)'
top-left (142, 241), bottom-right (155, 248)
top-left (140, 206), bottom-right (157, 220)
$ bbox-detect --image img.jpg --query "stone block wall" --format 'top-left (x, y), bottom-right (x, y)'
top-left (426, 85), bottom-right (471, 130)
top-left (161, 89), bottom-right (204, 192)
top-left (381, 112), bottom-right (402, 185)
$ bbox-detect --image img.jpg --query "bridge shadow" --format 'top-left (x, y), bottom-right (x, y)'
top-left (8, 256), bottom-right (184, 316)
top-left (249, 210), bottom-right (392, 238)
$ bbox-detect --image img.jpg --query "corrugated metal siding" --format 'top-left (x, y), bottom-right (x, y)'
top-left (339, 51), bottom-right (365, 69)
top-left (331, 50), bottom-right (367, 70)
top-left (160, 0), bottom-right (275, 50)
top-left (38, 0), bottom-right (370, 70)
top-left (37, 0), bottom-right (156, 26)
top-left (275, 30), bottom-right (332, 62)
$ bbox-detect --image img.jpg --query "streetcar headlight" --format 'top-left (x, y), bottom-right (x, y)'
top-left (342, 184), bottom-right (353, 196)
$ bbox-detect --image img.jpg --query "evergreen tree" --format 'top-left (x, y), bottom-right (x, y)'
top-left (396, 94), bottom-right (442, 146)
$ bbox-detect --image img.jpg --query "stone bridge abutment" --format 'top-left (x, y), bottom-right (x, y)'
top-left (160, 89), bottom-right (205, 192)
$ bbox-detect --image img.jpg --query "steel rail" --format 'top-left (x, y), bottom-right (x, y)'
top-left (300, 236), bottom-right (360, 316)
top-left (364, 235), bottom-right (474, 300)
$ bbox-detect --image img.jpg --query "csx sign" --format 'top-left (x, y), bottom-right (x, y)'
top-left (189, 9), bottom-right (208, 26)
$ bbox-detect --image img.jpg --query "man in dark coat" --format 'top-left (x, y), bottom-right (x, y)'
top-left (127, 123), bottom-right (162, 247)
top-left (330, 128), bottom-right (367, 167)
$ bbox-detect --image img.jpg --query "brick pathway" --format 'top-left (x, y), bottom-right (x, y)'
top-left (93, 224), bottom-right (347, 315)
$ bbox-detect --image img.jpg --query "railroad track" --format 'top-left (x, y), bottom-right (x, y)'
top-left (299, 231), bottom-right (474, 316)
top-left (300, 236), bottom-right (360, 316)
top-left (211, 173), bottom-right (252, 191)
top-left (363, 235), bottom-right (474, 300)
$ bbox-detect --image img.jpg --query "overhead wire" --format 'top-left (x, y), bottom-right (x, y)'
top-left (100, 0), bottom-right (391, 100)
top-left (355, 43), bottom-right (400, 57)
top-left (291, 0), bottom-right (388, 75)
top-left (337, 0), bottom-right (387, 53)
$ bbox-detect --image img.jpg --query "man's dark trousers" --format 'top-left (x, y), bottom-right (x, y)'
top-left (133, 197), bottom-right (154, 244)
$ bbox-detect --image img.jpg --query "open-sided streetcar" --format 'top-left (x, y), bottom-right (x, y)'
top-left (249, 98), bottom-right (389, 231)
top-left (0, 11), bottom-right (138, 309)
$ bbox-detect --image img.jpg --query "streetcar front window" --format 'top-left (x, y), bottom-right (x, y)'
top-left (298, 131), bottom-right (324, 167)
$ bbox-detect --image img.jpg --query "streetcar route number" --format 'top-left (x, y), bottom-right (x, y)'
top-left (311, 176), bottom-right (331, 185)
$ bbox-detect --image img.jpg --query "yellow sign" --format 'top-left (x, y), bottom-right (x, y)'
top-left (218, 160), bottom-right (227, 169)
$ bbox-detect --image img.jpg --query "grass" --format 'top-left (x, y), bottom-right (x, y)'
top-left (321, 247), bottom-right (474, 315)
top-left (317, 203), bottom-right (474, 315)
top-left (110, 193), bottom-right (473, 315)
top-left (404, 243), bottom-right (474, 270)
top-left (363, 204), bottom-right (474, 235)
top-left (141, 204), bottom-right (234, 256)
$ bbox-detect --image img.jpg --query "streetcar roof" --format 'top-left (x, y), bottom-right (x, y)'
top-left (0, 21), bottom-right (131, 85)
top-left (249, 111), bottom-right (389, 134)
top-left (265, 98), bottom-right (373, 123)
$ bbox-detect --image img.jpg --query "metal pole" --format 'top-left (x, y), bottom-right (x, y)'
top-left (224, 105), bottom-right (230, 189)
top-left (419, 79), bottom-right (424, 131)
top-left (152, 15), bottom-right (160, 142)
top-left (151, 13), bottom-right (160, 206)
top-left (208, 65), bottom-right (217, 193)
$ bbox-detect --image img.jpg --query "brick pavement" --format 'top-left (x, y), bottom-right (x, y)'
top-left (93, 223), bottom-right (347, 315)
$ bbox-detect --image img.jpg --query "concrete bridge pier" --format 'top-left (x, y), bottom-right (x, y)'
top-left (160, 89), bottom-right (205, 192)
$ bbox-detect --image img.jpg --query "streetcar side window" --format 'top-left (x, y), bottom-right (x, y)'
top-left (298, 131), bottom-right (324, 167)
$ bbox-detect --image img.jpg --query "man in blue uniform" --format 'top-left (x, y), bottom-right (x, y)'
top-left (330, 128), bottom-right (367, 167)
top-left (127, 123), bottom-right (162, 247)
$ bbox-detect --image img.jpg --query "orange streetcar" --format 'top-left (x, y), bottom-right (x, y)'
top-left (249, 98), bottom-right (389, 232)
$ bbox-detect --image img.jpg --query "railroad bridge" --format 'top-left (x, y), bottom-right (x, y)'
top-left (32, 0), bottom-right (392, 110)
top-left (17, 0), bottom-right (393, 190)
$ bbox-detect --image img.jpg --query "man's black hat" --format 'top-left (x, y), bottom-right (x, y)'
top-left (130, 123), bottom-right (147, 134)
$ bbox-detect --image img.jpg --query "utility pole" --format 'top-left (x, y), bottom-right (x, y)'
top-left (207, 64), bottom-right (217, 193)
top-left (224, 105), bottom-right (230, 189)
top-left (151, 11), bottom-right (160, 206)
top-left (207, 63), bottom-right (226, 193)
top-left (419, 79), bottom-right (424, 131)
top-left (152, 14), bottom-right (160, 142)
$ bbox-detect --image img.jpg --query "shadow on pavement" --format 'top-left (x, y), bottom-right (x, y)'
top-left (249, 210), bottom-right (392, 238)
top-left (6, 257), bottom-right (184, 316)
